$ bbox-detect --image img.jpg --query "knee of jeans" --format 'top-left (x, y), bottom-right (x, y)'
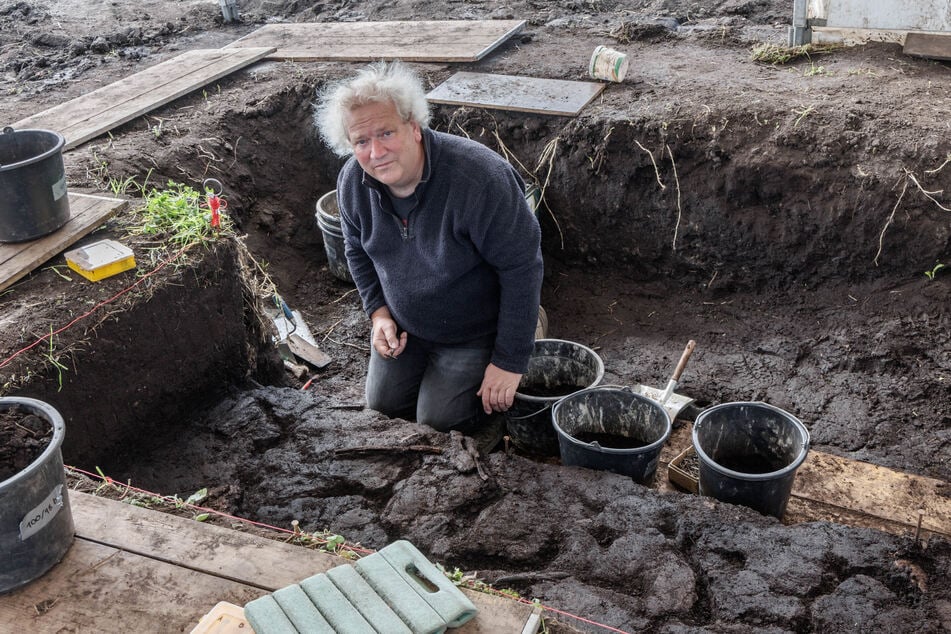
top-left (418, 409), bottom-right (480, 433)
top-left (365, 388), bottom-right (410, 419)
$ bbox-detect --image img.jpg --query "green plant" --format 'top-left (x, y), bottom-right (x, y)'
top-left (43, 265), bottom-right (72, 281)
top-left (925, 263), bottom-right (946, 280)
top-left (43, 326), bottom-right (68, 392)
top-left (803, 61), bottom-right (829, 77)
top-left (185, 488), bottom-right (208, 506)
top-left (86, 150), bottom-right (111, 188)
top-left (129, 180), bottom-right (231, 249)
top-left (321, 533), bottom-right (346, 553)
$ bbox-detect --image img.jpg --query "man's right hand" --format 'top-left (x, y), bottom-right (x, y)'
top-left (370, 306), bottom-right (407, 359)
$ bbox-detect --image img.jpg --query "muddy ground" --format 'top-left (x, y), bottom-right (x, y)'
top-left (1, 0), bottom-right (950, 631)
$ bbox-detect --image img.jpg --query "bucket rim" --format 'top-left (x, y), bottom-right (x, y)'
top-left (0, 127), bottom-right (66, 173)
top-left (692, 400), bottom-right (810, 481)
top-left (316, 217), bottom-right (344, 236)
top-left (315, 189), bottom-right (340, 221)
top-left (551, 385), bottom-right (672, 455)
top-left (514, 338), bottom-right (605, 403)
top-left (0, 397), bottom-right (66, 490)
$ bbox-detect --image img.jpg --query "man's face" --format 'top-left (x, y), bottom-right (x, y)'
top-left (345, 100), bottom-right (424, 197)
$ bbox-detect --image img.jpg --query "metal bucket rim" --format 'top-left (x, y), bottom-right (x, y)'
top-left (0, 128), bottom-right (66, 173)
top-left (515, 338), bottom-right (605, 403)
top-left (551, 386), bottom-right (672, 455)
top-left (692, 400), bottom-right (810, 481)
top-left (0, 397), bottom-right (66, 490)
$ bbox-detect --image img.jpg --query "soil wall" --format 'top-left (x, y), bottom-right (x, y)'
top-left (13, 239), bottom-right (281, 467)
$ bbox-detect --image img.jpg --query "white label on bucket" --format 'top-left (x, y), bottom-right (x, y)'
top-left (51, 175), bottom-right (67, 201)
top-left (19, 484), bottom-right (65, 541)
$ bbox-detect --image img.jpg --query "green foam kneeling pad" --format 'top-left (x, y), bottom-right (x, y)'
top-left (272, 584), bottom-right (335, 633)
top-left (244, 594), bottom-right (298, 634)
top-left (378, 540), bottom-right (478, 628)
top-left (326, 563), bottom-right (413, 634)
top-left (299, 571), bottom-right (376, 633)
top-left (355, 552), bottom-right (447, 634)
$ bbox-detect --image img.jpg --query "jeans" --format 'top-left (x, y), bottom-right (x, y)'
top-left (365, 335), bottom-right (493, 432)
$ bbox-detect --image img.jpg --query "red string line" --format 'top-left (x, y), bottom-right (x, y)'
top-left (0, 242), bottom-right (194, 371)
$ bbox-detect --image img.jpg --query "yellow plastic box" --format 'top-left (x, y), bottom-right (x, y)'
top-left (64, 239), bottom-right (136, 282)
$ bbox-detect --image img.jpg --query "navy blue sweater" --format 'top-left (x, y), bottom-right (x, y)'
top-left (336, 128), bottom-right (543, 374)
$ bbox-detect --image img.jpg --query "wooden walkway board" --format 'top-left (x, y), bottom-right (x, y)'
top-left (0, 492), bottom-right (535, 633)
top-left (792, 450), bottom-right (951, 537)
top-left (13, 47), bottom-right (274, 150)
top-left (903, 32), bottom-right (951, 60)
top-left (426, 72), bottom-right (605, 116)
top-left (224, 20), bottom-right (525, 62)
top-left (0, 538), bottom-right (264, 633)
top-left (0, 193), bottom-right (128, 293)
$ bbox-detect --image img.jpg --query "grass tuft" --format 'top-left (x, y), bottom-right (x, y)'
top-left (128, 180), bottom-right (233, 250)
top-left (751, 42), bottom-right (842, 65)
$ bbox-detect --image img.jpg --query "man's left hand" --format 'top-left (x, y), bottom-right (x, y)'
top-left (477, 363), bottom-right (523, 414)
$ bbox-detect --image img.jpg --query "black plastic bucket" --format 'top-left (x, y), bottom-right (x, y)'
top-left (551, 386), bottom-right (671, 484)
top-left (0, 397), bottom-right (75, 594)
top-left (506, 339), bottom-right (604, 456)
top-left (692, 401), bottom-right (810, 519)
top-left (0, 127), bottom-right (71, 243)
top-left (315, 190), bottom-right (353, 283)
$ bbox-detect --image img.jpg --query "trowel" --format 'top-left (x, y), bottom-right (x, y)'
top-left (270, 295), bottom-right (331, 369)
top-left (631, 340), bottom-right (696, 422)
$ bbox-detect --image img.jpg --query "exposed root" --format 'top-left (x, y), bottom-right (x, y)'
top-left (874, 177), bottom-right (908, 267)
top-left (924, 153), bottom-right (951, 175)
top-left (875, 163), bottom-right (950, 266)
top-left (535, 136), bottom-right (565, 249)
top-left (334, 445), bottom-right (443, 456)
top-left (905, 169), bottom-right (951, 212)
top-left (635, 140), bottom-right (666, 189)
top-left (666, 144), bottom-right (683, 251)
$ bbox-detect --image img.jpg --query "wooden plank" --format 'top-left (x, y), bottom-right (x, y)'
top-left (225, 21), bottom-right (525, 62)
top-left (72, 492), bottom-right (536, 632)
top-left (0, 538), bottom-right (265, 633)
top-left (13, 47), bottom-right (274, 150)
top-left (903, 32), bottom-right (951, 60)
top-left (72, 491), bottom-right (343, 589)
top-left (0, 193), bottom-right (128, 293)
top-left (426, 72), bottom-right (605, 116)
top-left (791, 450), bottom-right (951, 537)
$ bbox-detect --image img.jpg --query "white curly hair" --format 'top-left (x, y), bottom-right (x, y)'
top-left (315, 61), bottom-right (431, 157)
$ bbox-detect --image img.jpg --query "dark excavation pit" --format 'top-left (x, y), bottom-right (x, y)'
top-left (0, 0), bottom-right (949, 630)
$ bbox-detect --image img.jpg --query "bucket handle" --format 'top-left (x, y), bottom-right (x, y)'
top-left (504, 401), bottom-right (552, 420)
